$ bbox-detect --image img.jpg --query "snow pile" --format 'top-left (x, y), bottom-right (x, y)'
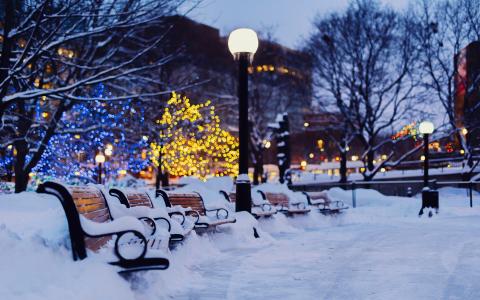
top-left (0, 192), bottom-right (135, 300)
top-left (3, 179), bottom-right (480, 299)
top-left (0, 187), bottom-right (275, 300)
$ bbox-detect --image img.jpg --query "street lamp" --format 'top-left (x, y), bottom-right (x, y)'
top-left (105, 144), bottom-right (113, 157)
top-left (419, 121), bottom-right (434, 187)
top-left (228, 28), bottom-right (258, 213)
top-left (418, 121), bottom-right (438, 217)
top-left (95, 151), bottom-right (106, 184)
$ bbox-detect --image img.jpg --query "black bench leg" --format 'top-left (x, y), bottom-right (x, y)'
top-left (253, 227), bottom-right (260, 238)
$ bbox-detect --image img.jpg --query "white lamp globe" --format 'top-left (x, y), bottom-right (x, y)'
top-left (419, 121), bottom-right (434, 135)
top-left (95, 152), bottom-right (106, 164)
top-left (228, 28), bottom-right (259, 59)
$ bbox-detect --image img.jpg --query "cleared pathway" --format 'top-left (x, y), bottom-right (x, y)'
top-left (172, 213), bottom-right (480, 300)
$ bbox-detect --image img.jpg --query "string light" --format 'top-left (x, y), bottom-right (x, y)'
top-left (150, 92), bottom-right (239, 179)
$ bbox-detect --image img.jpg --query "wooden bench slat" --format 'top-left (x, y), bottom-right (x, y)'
top-left (66, 186), bottom-right (113, 252)
top-left (166, 192), bottom-right (206, 215)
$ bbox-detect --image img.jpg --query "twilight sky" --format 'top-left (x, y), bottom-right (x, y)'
top-left (183, 0), bottom-right (410, 49)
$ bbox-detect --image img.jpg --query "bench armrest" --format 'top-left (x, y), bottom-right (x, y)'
top-left (205, 208), bottom-right (229, 220)
top-left (185, 210), bottom-right (200, 224)
top-left (152, 216), bottom-right (171, 233)
top-left (168, 211), bottom-right (186, 225)
top-left (138, 216), bottom-right (157, 236)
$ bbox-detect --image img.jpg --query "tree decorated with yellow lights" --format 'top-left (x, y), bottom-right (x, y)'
top-left (150, 93), bottom-right (239, 180)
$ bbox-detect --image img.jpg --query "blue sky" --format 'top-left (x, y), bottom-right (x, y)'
top-left (184, 0), bottom-right (410, 49)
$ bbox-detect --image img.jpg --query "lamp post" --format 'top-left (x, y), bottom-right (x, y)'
top-left (95, 151), bottom-right (106, 184)
top-left (228, 28), bottom-right (258, 213)
top-left (419, 121), bottom-right (434, 187)
top-left (155, 139), bottom-right (165, 190)
top-left (418, 121), bottom-right (438, 217)
top-left (105, 144), bottom-right (113, 182)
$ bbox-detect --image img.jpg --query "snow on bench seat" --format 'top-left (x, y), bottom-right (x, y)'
top-left (257, 190), bottom-right (311, 215)
top-left (219, 190), bottom-right (276, 218)
top-left (108, 188), bottom-right (194, 242)
top-left (157, 190), bottom-right (236, 230)
top-left (37, 181), bottom-right (169, 273)
top-left (302, 191), bottom-right (348, 213)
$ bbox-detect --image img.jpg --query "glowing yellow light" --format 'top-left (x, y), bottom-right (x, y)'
top-left (7, 145), bottom-right (12, 150)
top-left (351, 155), bottom-right (358, 161)
top-left (29, 172), bottom-right (36, 177)
top-left (381, 154), bottom-right (387, 160)
top-left (300, 160), bottom-right (307, 167)
top-left (118, 170), bottom-right (127, 175)
top-left (360, 167), bottom-right (365, 172)
top-left (149, 92), bottom-right (239, 179)
top-left (462, 128), bottom-right (468, 135)
top-left (304, 122), bottom-right (309, 127)
top-left (309, 153), bottom-right (314, 159)
top-left (41, 112), bottom-right (49, 118)
top-left (74, 134), bottom-right (81, 139)
top-left (380, 167), bottom-right (386, 173)
top-left (95, 152), bottom-right (105, 164)
top-left (420, 155), bottom-right (425, 161)
top-left (105, 148), bottom-right (113, 156)
top-left (345, 146), bottom-right (350, 151)
top-left (74, 171), bottom-right (80, 176)
top-left (317, 139), bottom-right (324, 149)
top-left (263, 140), bottom-right (271, 149)
top-left (460, 149), bottom-right (465, 155)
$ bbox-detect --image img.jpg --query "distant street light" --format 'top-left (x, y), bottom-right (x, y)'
top-left (95, 151), bottom-right (106, 184)
top-left (419, 121), bottom-right (434, 187)
top-left (105, 144), bottom-right (113, 157)
top-left (228, 28), bottom-right (258, 213)
top-left (418, 121), bottom-right (438, 217)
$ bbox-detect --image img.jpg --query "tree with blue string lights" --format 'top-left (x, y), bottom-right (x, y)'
top-left (30, 83), bottom-right (151, 185)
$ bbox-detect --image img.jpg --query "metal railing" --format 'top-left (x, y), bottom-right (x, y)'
top-left (291, 179), bottom-right (480, 208)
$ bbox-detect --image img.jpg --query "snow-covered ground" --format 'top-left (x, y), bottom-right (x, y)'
top-left (1, 181), bottom-right (479, 300)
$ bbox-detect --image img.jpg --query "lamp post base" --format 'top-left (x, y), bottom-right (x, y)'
top-left (236, 174), bottom-right (252, 213)
top-left (419, 188), bottom-right (439, 217)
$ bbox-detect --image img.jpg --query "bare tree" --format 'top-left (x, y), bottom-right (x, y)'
top-left (0, 0), bottom-right (189, 192)
top-left (414, 0), bottom-right (480, 179)
top-left (247, 32), bottom-right (312, 184)
top-left (306, 0), bottom-right (422, 181)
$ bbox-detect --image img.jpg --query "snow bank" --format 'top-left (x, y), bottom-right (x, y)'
top-left (0, 192), bottom-right (135, 300)
top-left (0, 188), bottom-right (275, 300)
top-left (4, 180), bottom-right (480, 299)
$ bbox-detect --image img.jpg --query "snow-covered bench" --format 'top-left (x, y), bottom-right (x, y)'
top-left (257, 190), bottom-right (311, 215)
top-left (37, 181), bottom-right (169, 273)
top-left (219, 190), bottom-right (276, 218)
top-left (302, 191), bottom-right (348, 214)
top-left (156, 190), bottom-right (236, 230)
top-left (108, 188), bottom-right (194, 244)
